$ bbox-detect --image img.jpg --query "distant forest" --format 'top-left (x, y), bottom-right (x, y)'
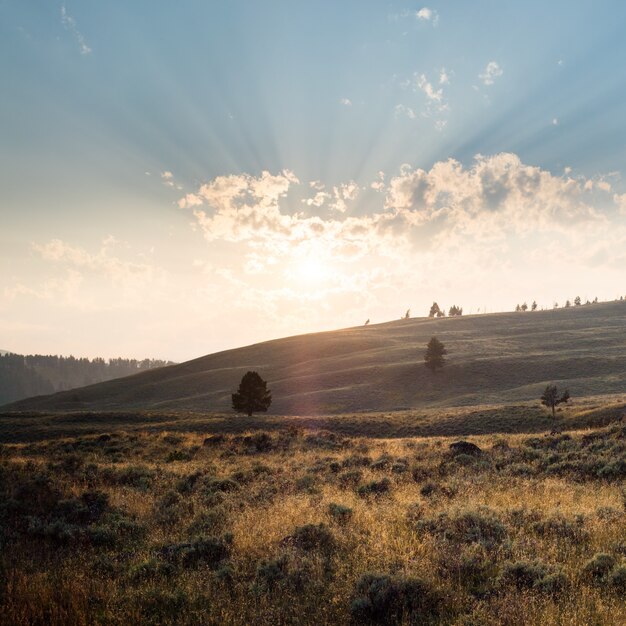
top-left (0, 353), bottom-right (175, 406)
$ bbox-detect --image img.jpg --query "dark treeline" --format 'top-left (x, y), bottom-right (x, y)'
top-left (0, 353), bottom-right (175, 406)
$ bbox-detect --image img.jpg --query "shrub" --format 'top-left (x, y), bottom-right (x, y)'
top-left (609, 565), bottom-right (626, 592)
top-left (357, 478), bottom-right (391, 497)
top-left (498, 560), bottom-right (557, 591)
top-left (350, 573), bottom-right (445, 625)
top-left (438, 544), bottom-right (496, 596)
top-left (338, 469), bottom-right (363, 487)
top-left (255, 555), bottom-right (288, 591)
top-left (103, 465), bottom-right (156, 491)
top-left (370, 457), bottom-right (392, 471)
top-left (531, 514), bottom-right (588, 542)
top-left (391, 461), bottom-right (409, 474)
top-left (176, 470), bottom-right (206, 494)
top-left (128, 558), bottom-right (175, 583)
top-left (416, 508), bottom-right (507, 549)
top-left (295, 474), bottom-right (318, 493)
top-left (158, 535), bottom-right (231, 569)
top-left (328, 503), bottom-right (353, 523)
top-left (187, 507), bottom-right (228, 535)
top-left (582, 553), bottom-right (617, 581)
top-left (165, 449), bottom-right (193, 463)
top-left (283, 523), bottom-right (335, 552)
top-left (419, 482), bottom-right (438, 497)
top-left (200, 477), bottom-right (239, 495)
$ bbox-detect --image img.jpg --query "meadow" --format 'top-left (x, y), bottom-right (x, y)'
top-left (6, 301), bottom-right (626, 416)
top-left (1, 412), bottom-right (624, 625)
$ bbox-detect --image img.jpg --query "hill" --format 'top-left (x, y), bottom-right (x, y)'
top-left (3, 301), bottom-right (626, 414)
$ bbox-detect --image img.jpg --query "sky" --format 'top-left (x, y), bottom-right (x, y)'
top-left (1, 1), bottom-right (626, 362)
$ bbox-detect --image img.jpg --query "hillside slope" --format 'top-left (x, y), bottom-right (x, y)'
top-left (3, 302), bottom-right (626, 414)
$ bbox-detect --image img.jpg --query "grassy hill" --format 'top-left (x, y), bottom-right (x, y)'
top-left (3, 301), bottom-right (626, 415)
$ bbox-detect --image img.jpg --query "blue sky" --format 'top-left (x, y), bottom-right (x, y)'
top-left (2, 1), bottom-right (626, 360)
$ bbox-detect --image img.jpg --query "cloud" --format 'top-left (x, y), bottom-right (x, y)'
top-left (60, 6), bottom-right (92, 55)
top-left (410, 71), bottom-right (450, 128)
top-left (479, 61), bottom-right (503, 86)
top-left (394, 104), bottom-right (416, 119)
top-left (31, 238), bottom-right (157, 287)
top-left (340, 98), bottom-right (352, 106)
top-left (416, 7), bottom-right (439, 25)
top-left (178, 154), bottom-right (614, 272)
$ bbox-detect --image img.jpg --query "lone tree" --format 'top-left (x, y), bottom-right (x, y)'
top-left (231, 371), bottom-right (272, 416)
top-left (540, 384), bottom-right (570, 418)
top-left (424, 337), bottom-right (447, 373)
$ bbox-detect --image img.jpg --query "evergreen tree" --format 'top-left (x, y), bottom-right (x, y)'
top-left (540, 384), bottom-right (570, 418)
top-left (531, 300), bottom-right (538, 311)
top-left (424, 337), bottom-right (447, 373)
top-left (428, 302), bottom-right (441, 318)
top-left (574, 296), bottom-right (581, 306)
top-left (231, 371), bottom-right (272, 416)
top-left (521, 302), bottom-right (528, 311)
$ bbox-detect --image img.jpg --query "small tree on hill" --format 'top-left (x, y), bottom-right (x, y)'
top-left (574, 296), bottom-right (581, 306)
top-left (540, 384), bottom-right (570, 418)
top-left (424, 337), bottom-right (447, 373)
top-left (521, 302), bottom-right (528, 311)
top-left (232, 371), bottom-right (272, 416)
top-left (531, 300), bottom-right (538, 311)
top-left (428, 302), bottom-right (441, 318)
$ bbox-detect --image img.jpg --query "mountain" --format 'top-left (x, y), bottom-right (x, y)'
top-left (3, 301), bottom-right (626, 414)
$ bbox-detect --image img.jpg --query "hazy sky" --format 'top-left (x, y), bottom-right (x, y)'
top-left (2, 1), bottom-right (626, 361)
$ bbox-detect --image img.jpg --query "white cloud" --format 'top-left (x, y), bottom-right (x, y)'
top-left (479, 61), bottom-right (503, 86)
top-left (439, 68), bottom-right (450, 85)
top-left (178, 155), bottom-right (613, 270)
top-left (416, 74), bottom-right (443, 102)
top-left (552, 118), bottom-right (559, 125)
top-left (60, 6), bottom-right (92, 55)
top-left (31, 238), bottom-right (158, 287)
top-left (340, 98), bottom-right (352, 106)
top-left (416, 7), bottom-right (439, 25)
top-left (394, 104), bottom-right (416, 119)
top-left (613, 193), bottom-right (626, 214)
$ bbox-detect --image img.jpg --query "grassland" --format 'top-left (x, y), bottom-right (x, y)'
top-left (1, 393), bottom-right (624, 444)
top-left (1, 414), bottom-right (625, 625)
top-left (4, 301), bottom-right (626, 415)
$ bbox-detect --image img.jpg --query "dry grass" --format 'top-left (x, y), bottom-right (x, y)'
top-left (1, 418), bottom-right (624, 625)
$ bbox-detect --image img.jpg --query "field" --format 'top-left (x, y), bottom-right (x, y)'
top-left (1, 411), bottom-right (625, 625)
top-left (4, 301), bottom-right (626, 415)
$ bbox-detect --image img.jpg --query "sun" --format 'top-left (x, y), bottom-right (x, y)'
top-left (292, 256), bottom-right (331, 284)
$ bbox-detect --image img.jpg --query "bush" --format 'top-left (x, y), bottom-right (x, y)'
top-left (582, 553), bottom-right (617, 581)
top-left (165, 449), bottom-right (193, 463)
top-left (357, 478), bottom-right (391, 497)
top-left (158, 535), bottom-right (231, 569)
top-left (328, 503), bottom-right (353, 523)
top-left (609, 565), bottom-right (626, 592)
top-left (350, 573), bottom-right (445, 625)
top-left (283, 523), bottom-right (335, 552)
top-left (187, 507), bottom-right (228, 535)
top-left (199, 477), bottom-right (239, 495)
top-left (417, 508), bottom-right (507, 549)
top-left (255, 555), bottom-right (288, 591)
top-left (531, 514), bottom-right (588, 542)
top-left (338, 469), bottom-right (363, 487)
top-left (438, 544), bottom-right (496, 596)
top-left (498, 560), bottom-right (562, 592)
top-left (128, 558), bottom-right (175, 583)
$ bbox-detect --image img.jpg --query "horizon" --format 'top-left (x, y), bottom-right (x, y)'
top-left (2, 2), bottom-right (626, 362)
